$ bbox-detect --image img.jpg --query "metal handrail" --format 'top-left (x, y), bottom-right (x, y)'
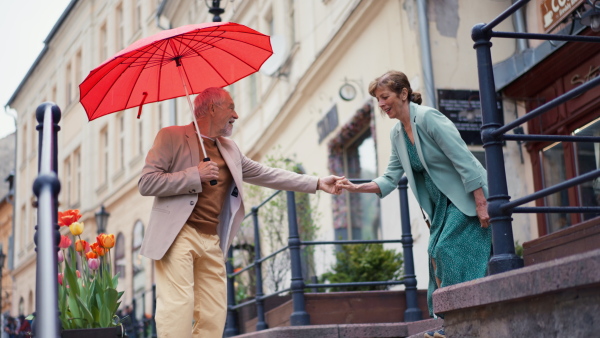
top-left (224, 177), bottom-right (421, 336)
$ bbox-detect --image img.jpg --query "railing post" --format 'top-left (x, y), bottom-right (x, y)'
top-left (252, 207), bottom-right (268, 331)
top-left (224, 248), bottom-right (239, 337)
top-left (398, 177), bottom-right (422, 322)
top-left (287, 191), bottom-right (310, 326)
top-left (32, 102), bottom-right (62, 338)
top-left (132, 297), bottom-right (139, 337)
top-left (472, 23), bottom-right (524, 274)
top-left (152, 284), bottom-right (157, 337)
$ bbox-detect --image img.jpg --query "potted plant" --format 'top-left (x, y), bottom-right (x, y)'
top-left (55, 209), bottom-right (125, 337)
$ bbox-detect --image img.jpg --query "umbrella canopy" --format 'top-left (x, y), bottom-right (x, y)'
top-left (79, 22), bottom-right (273, 121)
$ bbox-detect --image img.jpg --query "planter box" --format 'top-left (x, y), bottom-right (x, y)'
top-left (240, 290), bottom-right (429, 334)
top-left (61, 325), bottom-right (125, 338)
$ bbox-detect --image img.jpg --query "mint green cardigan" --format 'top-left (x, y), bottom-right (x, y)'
top-left (373, 102), bottom-right (488, 218)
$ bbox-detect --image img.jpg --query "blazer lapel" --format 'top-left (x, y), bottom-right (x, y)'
top-left (216, 139), bottom-right (243, 200)
top-left (185, 123), bottom-right (200, 167)
top-left (410, 103), bottom-right (430, 173)
top-left (395, 125), bottom-right (418, 194)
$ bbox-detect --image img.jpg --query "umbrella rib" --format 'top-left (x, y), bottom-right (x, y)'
top-left (122, 39), bottom-right (171, 112)
top-left (89, 40), bottom-right (170, 119)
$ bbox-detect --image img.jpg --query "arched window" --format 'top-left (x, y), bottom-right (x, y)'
top-left (18, 297), bottom-right (24, 316)
top-left (328, 102), bottom-right (381, 240)
top-left (115, 232), bottom-right (126, 279)
top-left (28, 290), bottom-right (33, 315)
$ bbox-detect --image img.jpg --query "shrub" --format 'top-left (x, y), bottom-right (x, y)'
top-left (321, 243), bottom-right (403, 291)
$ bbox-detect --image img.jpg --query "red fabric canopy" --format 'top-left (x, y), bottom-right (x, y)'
top-left (80, 22), bottom-right (272, 121)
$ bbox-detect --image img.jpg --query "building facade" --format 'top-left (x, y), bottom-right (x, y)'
top-left (6, 0), bottom-right (566, 321)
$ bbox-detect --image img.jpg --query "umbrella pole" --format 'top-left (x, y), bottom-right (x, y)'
top-left (176, 64), bottom-right (218, 185)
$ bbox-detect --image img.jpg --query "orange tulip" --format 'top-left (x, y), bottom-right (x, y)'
top-left (86, 251), bottom-right (98, 260)
top-left (97, 234), bottom-right (115, 249)
top-left (91, 242), bottom-right (106, 257)
top-left (75, 240), bottom-right (88, 252)
top-left (58, 209), bottom-right (82, 227)
top-left (59, 235), bottom-right (72, 249)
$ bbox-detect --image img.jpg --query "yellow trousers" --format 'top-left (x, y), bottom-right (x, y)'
top-left (155, 224), bottom-right (227, 338)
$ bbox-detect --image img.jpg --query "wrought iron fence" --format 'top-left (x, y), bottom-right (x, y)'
top-left (474, 0), bottom-right (600, 274)
top-left (223, 177), bottom-right (421, 336)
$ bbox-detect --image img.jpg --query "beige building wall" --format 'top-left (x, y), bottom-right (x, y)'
top-left (6, 0), bottom-right (541, 315)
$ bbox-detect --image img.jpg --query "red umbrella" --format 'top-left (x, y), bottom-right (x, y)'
top-left (80, 22), bottom-right (272, 121)
top-left (80, 22), bottom-right (272, 174)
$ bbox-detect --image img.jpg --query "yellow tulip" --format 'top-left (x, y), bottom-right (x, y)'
top-left (69, 222), bottom-right (84, 236)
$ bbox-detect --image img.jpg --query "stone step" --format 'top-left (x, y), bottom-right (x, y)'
top-left (231, 319), bottom-right (443, 338)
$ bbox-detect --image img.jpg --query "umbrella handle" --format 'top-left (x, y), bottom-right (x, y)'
top-left (203, 157), bottom-right (218, 186)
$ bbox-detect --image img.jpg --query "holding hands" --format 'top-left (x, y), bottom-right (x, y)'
top-left (317, 175), bottom-right (346, 195)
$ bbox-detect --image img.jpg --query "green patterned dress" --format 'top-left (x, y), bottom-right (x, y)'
top-left (403, 128), bottom-right (492, 317)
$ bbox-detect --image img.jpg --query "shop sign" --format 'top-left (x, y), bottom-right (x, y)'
top-left (540, 0), bottom-right (584, 33)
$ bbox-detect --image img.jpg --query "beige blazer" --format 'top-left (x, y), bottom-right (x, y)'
top-left (138, 123), bottom-right (318, 260)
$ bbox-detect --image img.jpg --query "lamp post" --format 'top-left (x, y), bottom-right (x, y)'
top-left (95, 205), bottom-right (110, 235)
top-left (0, 244), bottom-right (6, 314)
top-left (206, 0), bottom-right (226, 22)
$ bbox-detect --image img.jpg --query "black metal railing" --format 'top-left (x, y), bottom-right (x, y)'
top-left (223, 177), bottom-right (421, 336)
top-left (473, 0), bottom-right (600, 274)
top-left (122, 285), bottom-right (157, 338)
top-left (32, 102), bottom-right (62, 338)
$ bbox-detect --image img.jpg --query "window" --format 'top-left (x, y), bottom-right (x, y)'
top-left (66, 62), bottom-right (72, 104)
top-left (118, 113), bottom-right (125, 170)
top-left (537, 117), bottom-right (600, 234)
top-left (115, 233), bottom-right (126, 278)
top-left (100, 127), bottom-right (109, 185)
top-left (134, 0), bottom-right (142, 32)
top-left (116, 4), bottom-right (124, 50)
top-left (75, 50), bottom-right (82, 84)
top-left (574, 119), bottom-right (600, 221)
top-left (100, 22), bottom-right (108, 62)
top-left (21, 123), bottom-right (27, 161)
top-left (74, 147), bottom-right (81, 205)
top-left (64, 156), bottom-right (72, 207)
top-left (541, 142), bottom-right (569, 233)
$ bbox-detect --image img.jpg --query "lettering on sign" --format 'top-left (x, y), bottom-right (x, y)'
top-left (540, 0), bottom-right (584, 32)
top-left (571, 65), bottom-right (600, 87)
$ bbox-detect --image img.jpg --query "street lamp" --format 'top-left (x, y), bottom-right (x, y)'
top-left (0, 244), bottom-right (6, 313)
top-left (205, 0), bottom-right (229, 22)
top-left (95, 205), bottom-right (110, 235)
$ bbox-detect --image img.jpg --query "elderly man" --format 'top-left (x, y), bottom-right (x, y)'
top-left (138, 87), bottom-right (342, 337)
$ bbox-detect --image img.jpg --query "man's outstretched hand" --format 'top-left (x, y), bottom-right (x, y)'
top-left (318, 175), bottom-right (345, 195)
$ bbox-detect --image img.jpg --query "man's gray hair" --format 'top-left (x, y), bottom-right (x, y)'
top-left (193, 87), bottom-right (229, 119)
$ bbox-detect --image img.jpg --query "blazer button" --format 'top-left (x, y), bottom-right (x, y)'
top-left (192, 189), bottom-right (196, 193)
top-left (190, 201), bottom-right (194, 205)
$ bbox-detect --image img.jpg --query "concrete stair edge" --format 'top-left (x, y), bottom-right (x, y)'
top-left (231, 319), bottom-right (443, 338)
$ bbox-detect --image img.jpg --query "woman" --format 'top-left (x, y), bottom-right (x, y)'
top-left (338, 71), bottom-right (491, 338)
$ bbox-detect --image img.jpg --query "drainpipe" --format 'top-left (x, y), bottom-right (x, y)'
top-left (156, 0), bottom-right (171, 30)
top-left (512, 0), bottom-right (529, 52)
top-left (416, 0), bottom-right (436, 108)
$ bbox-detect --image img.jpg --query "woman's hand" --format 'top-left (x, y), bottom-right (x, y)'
top-left (336, 178), bottom-right (357, 192)
top-left (473, 188), bottom-right (490, 228)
